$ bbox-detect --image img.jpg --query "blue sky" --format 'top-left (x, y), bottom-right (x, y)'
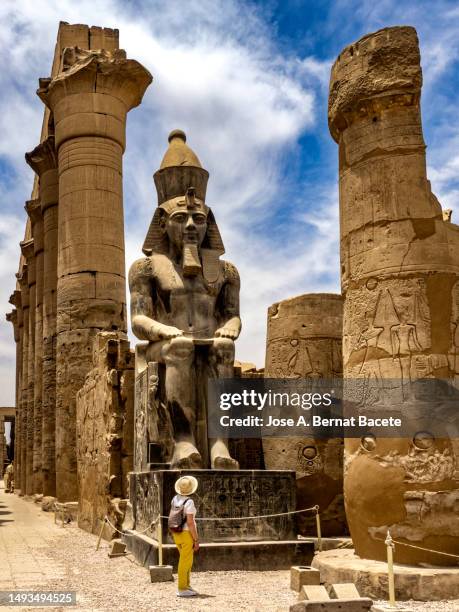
top-left (0, 0), bottom-right (459, 406)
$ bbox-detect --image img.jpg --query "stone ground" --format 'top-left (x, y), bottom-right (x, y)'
top-left (0, 483), bottom-right (458, 612)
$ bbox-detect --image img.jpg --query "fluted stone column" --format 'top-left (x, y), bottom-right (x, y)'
top-left (25, 199), bottom-right (44, 493)
top-left (26, 136), bottom-right (58, 497)
top-left (263, 294), bottom-right (346, 536)
top-left (329, 26), bottom-right (459, 564)
top-left (17, 268), bottom-right (29, 495)
top-left (37, 47), bottom-right (152, 501)
top-left (20, 240), bottom-right (36, 495)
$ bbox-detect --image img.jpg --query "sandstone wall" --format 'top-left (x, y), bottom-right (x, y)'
top-left (76, 332), bottom-right (134, 538)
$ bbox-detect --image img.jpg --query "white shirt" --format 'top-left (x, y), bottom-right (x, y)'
top-left (172, 495), bottom-right (197, 532)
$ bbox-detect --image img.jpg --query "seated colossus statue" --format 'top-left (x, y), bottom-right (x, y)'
top-left (129, 130), bottom-right (241, 470)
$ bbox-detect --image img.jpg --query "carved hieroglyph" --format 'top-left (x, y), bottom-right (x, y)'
top-left (130, 470), bottom-right (296, 543)
top-left (263, 294), bottom-right (346, 536)
top-left (76, 332), bottom-right (134, 537)
top-left (38, 48), bottom-right (152, 501)
top-left (329, 26), bottom-right (459, 564)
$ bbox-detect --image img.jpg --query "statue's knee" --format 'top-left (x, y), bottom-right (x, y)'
top-left (212, 337), bottom-right (235, 363)
top-left (162, 336), bottom-right (194, 363)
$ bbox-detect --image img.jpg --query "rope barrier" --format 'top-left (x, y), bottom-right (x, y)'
top-left (158, 505), bottom-right (319, 522)
top-left (375, 536), bottom-right (459, 561)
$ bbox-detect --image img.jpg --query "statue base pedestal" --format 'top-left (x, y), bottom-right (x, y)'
top-left (123, 531), bottom-right (314, 571)
top-left (125, 469), bottom-right (314, 570)
top-left (312, 549), bottom-right (459, 601)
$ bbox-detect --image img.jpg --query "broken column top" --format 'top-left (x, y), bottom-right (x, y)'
top-left (328, 26), bottom-right (422, 141)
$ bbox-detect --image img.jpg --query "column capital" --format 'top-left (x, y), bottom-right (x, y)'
top-left (25, 136), bottom-right (57, 176)
top-left (328, 26), bottom-right (422, 141)
top-left (9, 290), bottom-right (21, 308)
top-left (20, 238), bottom-right (35, 261)
top-left (25, 199), bottom-right (42, 225)
top-left (37, 47), bottom-right (152, 113)
top-left (6, 310), bottom-right (19, 342)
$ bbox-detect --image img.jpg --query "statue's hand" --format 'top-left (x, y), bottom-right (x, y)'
top-left (153, 323), bottom-right (184, 340)
top-left (215, 326), bottom-right (238, 340)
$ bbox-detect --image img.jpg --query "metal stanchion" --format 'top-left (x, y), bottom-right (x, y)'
top-left (157, 515), bottom-right (163, 566)
top-left (315, 506), bottom-right (322, 552)
top-left (96, 517), bottom-right (107, 551)
top-left (385, 530), bottom-right (396, 607)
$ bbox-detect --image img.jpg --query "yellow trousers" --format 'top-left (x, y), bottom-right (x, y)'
top-left (172, 530), bottom-right (194, 590)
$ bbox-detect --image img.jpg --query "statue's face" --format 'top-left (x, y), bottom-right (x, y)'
top-left (165, 208), bottom-right (208, 250)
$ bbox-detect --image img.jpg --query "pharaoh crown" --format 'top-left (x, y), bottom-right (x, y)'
top-left (153, 129), bottom-right (209, 205)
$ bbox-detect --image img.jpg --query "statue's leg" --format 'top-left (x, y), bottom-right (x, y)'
top-left (161, 336), bottom-right (202, 469)
top-left (208, 337), bottom-right (240, 470)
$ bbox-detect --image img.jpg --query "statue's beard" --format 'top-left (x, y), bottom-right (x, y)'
top-left (182, 243), bottom-right (202, 276)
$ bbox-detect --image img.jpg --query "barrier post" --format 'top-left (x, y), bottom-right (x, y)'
top-left (96, 517), bottom-right (106, 551)
top-left (157, 516), bottom-right (163, 566)
top-left (315, 506), bottom-right (322, 552)
top-left (385, 530), bottom-right (396, 607)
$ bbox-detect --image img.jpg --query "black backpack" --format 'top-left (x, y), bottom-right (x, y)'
top-left (168, 497), bottom-right (191, 533)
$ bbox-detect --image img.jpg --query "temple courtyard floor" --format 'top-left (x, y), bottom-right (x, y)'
top-left (0, 484), bottom-right (458, 611)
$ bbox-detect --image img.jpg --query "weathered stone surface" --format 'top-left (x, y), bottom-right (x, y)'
top-left (149, 565), bottom-right (173, 582)
top-left (298, 585), bottom-right (330, 601)
top-left (108, 539), bottom-right (127, 557)
top-left (129, 131), bottom-right (241, 469)
top-left (329, 26), bottom-right (459, 564)
top-left (76, 332), bottom-right (134, 538)
top-left (330, 584), bottom-right (361, 599)
top-left (129, 469), bottom-right (296, 543)
top-left (290, 566), bottom-right (321, 592)
top-left (291, 599), bottom-right (373, 612)
top-left (312, 548), bottom-right (459, 601)
top-left (263, 294), bottom-right (346, 536)
top-left (41, 496), bottom-right (56, 512)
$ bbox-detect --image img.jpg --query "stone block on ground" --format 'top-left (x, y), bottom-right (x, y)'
top-left (149, 565), bottom-right (173, 582)
top-left (291, 566), bottom-right (321, 591)
top-left (330, 584), bottom-right (361, 599)
top-left (371, 606), bottom-right (415, 612)
top-left (299, 585), bottom-right (330, 601)
top-left (108, 540), bottom-right (127, 557)
top-left (291, 599), bottom-right (373, 611)
top-left (41, 496), bottom-right (56, 512)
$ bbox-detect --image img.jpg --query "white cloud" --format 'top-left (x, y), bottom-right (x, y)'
top-left (0, 0), bottom-right (323, 404)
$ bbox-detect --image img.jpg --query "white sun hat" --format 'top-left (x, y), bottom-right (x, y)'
top-left (175, 475), bottom-right (199, 496)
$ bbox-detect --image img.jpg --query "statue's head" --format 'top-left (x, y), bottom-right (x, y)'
top-left (143, 131), bottom-right (224, 279)
top-left (160, 189), bottom-right (208, 251)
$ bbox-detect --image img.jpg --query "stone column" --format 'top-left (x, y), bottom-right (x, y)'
top-left (0, 417), bottom-right (4, 477)
top-left (25, 136), bottom-right (58, 497)
top-left (17, 268), bottom-right (29, 495)
top-left (25, 199), bottom-right (44, 493)
top-left (329, 26), bottom-right (459, 564)
top-left (38, 48), bottom-right (152, 501)
top-left (21, 240), bottom-right (36, 495)
top-left (5, 307), bottom-right (20, 484)
top-left (263, 294), bottom-right (346, 536)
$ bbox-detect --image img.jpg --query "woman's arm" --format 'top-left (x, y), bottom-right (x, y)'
top-left (186, 514), bottom-right (199, 550)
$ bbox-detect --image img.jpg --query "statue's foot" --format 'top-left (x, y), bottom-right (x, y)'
top-left (210, 439), bottom-right (239, 470)
top-left (212, 455), bottom-right (240, 470)
top-left (171, 441), bottom-right (202, 470)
